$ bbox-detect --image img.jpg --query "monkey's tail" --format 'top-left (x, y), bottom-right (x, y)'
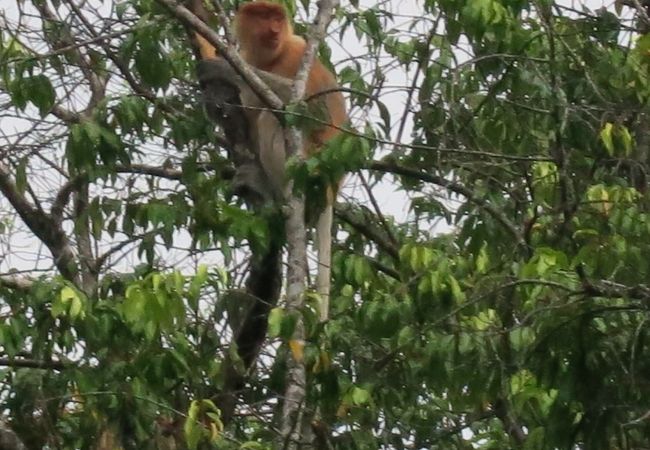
top-left (236, 239), bottom-right (283, 368)
top-left (216, 238), bottom-right (282, 423)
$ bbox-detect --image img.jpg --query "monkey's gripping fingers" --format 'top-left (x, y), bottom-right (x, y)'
top-left (197, 59), bottom-right (240, 86)
top-left (198, 59), bottom-right (294, 103)
top-left (230, 162), bottom-right (276, 207)
top-left (197, 59), bottom-right (244, 123)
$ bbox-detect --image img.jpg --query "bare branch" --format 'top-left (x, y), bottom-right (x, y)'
top-left (50, 105), bottom-right (82, 123)
top-left (578, 265), bottom-right (650, 300)
top-left (51, 174), bottom-right (88, 222)
top-left (631, 0), bottom-right (650, 28)
top-left (0, 163), bottom-right (79, 283)
top-left (115, 164), bottom-right (186, 179)
top-left (33, 1), bottom-right (107, 115)
top-left (281, 1), bottom-right (340, 447)
top-left (0, 356), bottom-right (66, 371)
top-left (156, 0), bottom-right (283, 109)
top-left (335, 202), bottom-right (400, 261)
top-left (11, 28), bottom-right (135, 64)
top-left (358, 172), bottom-right (399, 249)
top-left (370, 161), bottom-right (526, 247)
top-left (0, 275), bottom-right (34, 291)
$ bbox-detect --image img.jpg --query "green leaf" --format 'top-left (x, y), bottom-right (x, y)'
top-left (376, 100), bottom-right (392, 136)
top-left (188, 265), bottom-right (208, 309)
top-left (123, 285), bottom-right (146, 323)
top-left (476, 243), bottom-right (489, 273)
top-left (152, 273), bottom-right (161, 292)
top-left (586, 184), bottom-right (611, 215)
top-left (134, 32), bottom-right (171, 89)
top-left (448, 275), bottom-right (465, 303)
top-left (509, 327), bottom-right (535, 352)
top-left (25, 74), bottom-right (56, 116)
top-left (363, 9), bottom-right (381, 38)
top-left (397, 326), bottom-right (414, 347)
top-left (268, 307), bottom-right (284, 338)
top-left (200, 399), bottom-right (219, 414)
top-left (195, 264), bottom-right (208, 285)
top-left (53, 285), bottom-right (86, 320)
top-left (8, 77), bottom-right (28, 110)
top-left (620, 125), bottom-right (633, 156)
top-left (351, 386), bottom-right (371, 405)
top-left (184, 401), bottom-right (202, 450)
top-left (600, 123), bottom-right (614, 156)
top-left (634, 33), bottom-right (650, 61)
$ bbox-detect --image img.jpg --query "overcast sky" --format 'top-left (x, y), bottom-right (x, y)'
top-left (0, 0), bottom-right (632, 277)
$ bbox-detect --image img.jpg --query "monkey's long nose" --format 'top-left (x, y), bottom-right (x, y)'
top-left (269, 20), bottom-right (282, 33)
top-left (266, 30), bottom-right (281, 45)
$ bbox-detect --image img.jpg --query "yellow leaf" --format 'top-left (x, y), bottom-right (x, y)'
top-left (313, 350), bottom-right (331, 373)
top-left (209, 422), bottom-right (219, 441)
top-left (336, 402), bottom-right (349, 418)
top-left (319, 350), bottom-right (331, 370)
top-left (586, 184), bottom-right (612, 215)
top-left (288, 339), bottom-right (304, 362)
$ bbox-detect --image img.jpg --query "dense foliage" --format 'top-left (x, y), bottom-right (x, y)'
top-left (1, 0), bottom-right (650, 448)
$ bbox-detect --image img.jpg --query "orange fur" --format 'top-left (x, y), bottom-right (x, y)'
top-left (192, 1), bottom-right (346, 148)
top-left (195, 33), bottom-right (217, 60)
top-left (192, 1), bottom-right (345, 320)
top-left (234, 1), bottom-right (347, 151)
top-left (234, 5), bottom-right (347, 315)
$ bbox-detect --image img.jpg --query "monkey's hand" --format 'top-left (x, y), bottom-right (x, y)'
top-left (197, 58), bottom-right (240, 87)
top-left (197, 59), bottom-right (293, 103)
top-left (231, 162), bottom-right (275, 206)
top-left (197, 59), bottom-right (243, 119)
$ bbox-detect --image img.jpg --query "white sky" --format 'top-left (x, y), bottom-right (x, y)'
top-left (0, 0), bottom-right (634, 278)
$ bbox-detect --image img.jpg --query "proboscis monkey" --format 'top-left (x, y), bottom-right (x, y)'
top-left (192, 1), bottom-right (347, 321)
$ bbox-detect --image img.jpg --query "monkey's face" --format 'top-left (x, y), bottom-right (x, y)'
top-left (236, 3), bottom-right (289, 60)
top-left (257, 9), bottom-right (285, 44)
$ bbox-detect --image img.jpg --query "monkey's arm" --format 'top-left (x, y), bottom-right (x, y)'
top-left (196, 59), bottom-right (282, 205)
top-left (197, 58), bottom-right (293, 105)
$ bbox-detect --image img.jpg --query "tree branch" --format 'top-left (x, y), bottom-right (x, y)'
top-left (155, 0), bottom-right (283, 109)
top-left (370, 161), bottom-right (526, 247)
top-left (0, 163), bottom-right (79, 283)
top-left (577, 265), bottom-right (650, 300)
top-left (280, 1), bottom-right (340, 447)
top-left (335, 202), bottom-right (400, 261)
top-left (0, 356), bottom-right (66, 371)
top-left (34, 1), bottom-right (107, 116)
top-left (51, 174), bottom-right (89, 222)
top-left (0, 275), bottom-right (34, 292)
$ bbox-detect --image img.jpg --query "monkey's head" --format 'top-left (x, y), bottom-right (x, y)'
top-left (235, 1), bottom-right (292, 65)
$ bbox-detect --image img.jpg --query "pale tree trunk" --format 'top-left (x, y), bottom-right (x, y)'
top-left (279, 0), bottom-right (340, 448)
top-left (280, 192), bottom-right (309, 449)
